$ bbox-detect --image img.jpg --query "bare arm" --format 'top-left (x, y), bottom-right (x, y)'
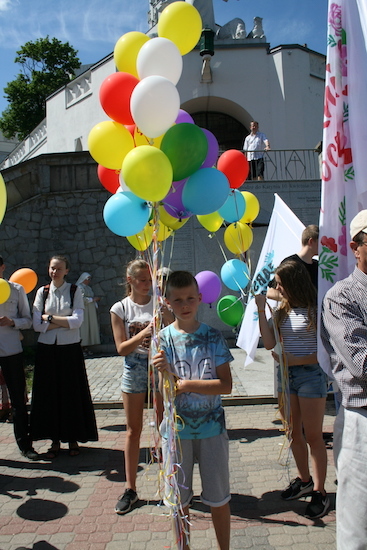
top-left (111, 311), bottom-right (152, 356)
top-left (177, 362), bottom-right (232, 396)
top-left (255, 294), bottom-right (276, 350)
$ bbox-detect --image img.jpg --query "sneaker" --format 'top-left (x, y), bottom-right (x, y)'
top-left (281, 477), bottom-right (314, 500)
top-left (115, 489), bottom-right (138, 515)
top-left (21, 448), bottom-right (40, 461)
top-left (305, 491), bottom-right (330, 519)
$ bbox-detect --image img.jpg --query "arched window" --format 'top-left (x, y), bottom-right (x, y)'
top-left (191, 112), bottom-right (248, 151)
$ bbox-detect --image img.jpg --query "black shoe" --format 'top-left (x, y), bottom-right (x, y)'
top-left (281, 476), bottom-right (314, 500)
top-left (115, 489), bottom-right (138, 515)
top-left (21, 448), bottom-right (40, 461)
top-left (305, 491), bottom-right (330, 519)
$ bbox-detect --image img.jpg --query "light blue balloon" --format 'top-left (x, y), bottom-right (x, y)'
top-left (182, 168), bottom-right (229, 215)
top-left (221, 259), bottom-right (250, 291)
top-left (218, 189), bottom-right (246, 223)
top-left (103, 191), bottom-right (150, 237)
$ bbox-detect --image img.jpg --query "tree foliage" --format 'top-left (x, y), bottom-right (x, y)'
top-left (0, 36), bottom-right (81, 140)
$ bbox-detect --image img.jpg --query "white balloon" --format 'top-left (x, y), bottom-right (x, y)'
top-left (130, 75), bottom-right (180, 138)
top-left (118, 171), bottom-right (130, 193)
top-left (137, 37), bottom-right (183, 85)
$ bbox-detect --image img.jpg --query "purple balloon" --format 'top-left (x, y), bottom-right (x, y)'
top-left (195, 270), bottom-right (222, 304)
top-left (201, 128), bottom-right (219, 168)
top-left (162, 179), bottom-right (191, 219)
top-left (175, 109), bottom-right (195, 125)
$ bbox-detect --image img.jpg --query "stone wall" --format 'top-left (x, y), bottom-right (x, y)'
top-left (1, 151), bottom-right (321, 347)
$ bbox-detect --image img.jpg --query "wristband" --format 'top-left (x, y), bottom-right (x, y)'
top-left (258, 309), bottom-right (265, 313)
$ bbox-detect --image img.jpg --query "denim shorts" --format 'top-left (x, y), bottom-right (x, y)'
top-left (277, 363), bottom-right (328, 398)
top-left (121, 352), bottom-right (149, 394)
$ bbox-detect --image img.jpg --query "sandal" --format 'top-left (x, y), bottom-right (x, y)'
top-left (68, 442), bottom-right (80, 457)
top-left (45, 441), bottom-right (60, 459)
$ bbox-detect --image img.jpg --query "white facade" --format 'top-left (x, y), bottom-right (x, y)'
top-left (1, 36), bottom-right (325, 170)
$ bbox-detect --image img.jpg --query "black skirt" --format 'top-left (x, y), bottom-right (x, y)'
top-left (30, 342), bottom-right (98, 443)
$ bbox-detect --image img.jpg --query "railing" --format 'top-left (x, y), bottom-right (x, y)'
top-left (241, 149), bottom-right (321, 181)
top-left (0, 119), bottom-right (47, 169)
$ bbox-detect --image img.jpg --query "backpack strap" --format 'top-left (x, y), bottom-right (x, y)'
top-left (42, 283), bottom-right (78, 313)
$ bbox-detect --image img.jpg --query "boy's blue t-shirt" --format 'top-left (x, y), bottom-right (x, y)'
top-left (159, 322), bottom-right (234, 440)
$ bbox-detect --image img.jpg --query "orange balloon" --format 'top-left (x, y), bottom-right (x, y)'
top-left (9, 268), bottom-right (38, 294)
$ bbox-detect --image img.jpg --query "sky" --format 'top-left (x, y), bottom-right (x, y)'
top-left (0, 0), bottom-right (328, 116)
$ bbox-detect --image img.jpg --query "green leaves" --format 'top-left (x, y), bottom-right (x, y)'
top-left (0, 36), bottom-right (81, 140)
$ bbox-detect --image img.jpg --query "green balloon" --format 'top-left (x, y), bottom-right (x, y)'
top-left (217, 295), bottom-right (244, 327)
top-left (160, 123), bottom-right (208, 181)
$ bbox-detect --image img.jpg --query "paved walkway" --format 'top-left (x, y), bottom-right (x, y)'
top-left (0, 349), bottom-right (337, 549)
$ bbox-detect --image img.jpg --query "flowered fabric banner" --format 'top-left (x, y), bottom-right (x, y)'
top-left (318, 0), bottom-right (367, 375)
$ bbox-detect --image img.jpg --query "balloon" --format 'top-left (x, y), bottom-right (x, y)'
top-left (137, 37), bottom-right (183, 85)
top-left (157, 220), bottom-right (174, 241)
top-left (160, 123), bottom-right (208, 181)
top-left (134, 127), bottom-right (164, 149)
top-left (218, 189), bottom-right (246, 223)
top-left (88, 121), bottom-right (135, 170)
top-left (127, 223), bottom-right (154, 251)
top-left (0, 279), bottom-right (11, 304)
top-left (240, 191), bottom-right (260, 223)
top-left (0, 173), bottom-right (6, 225)
top-left (182, 168), bottom-right (229, 215)
top-left (97, 165), bottom-right (120, 194)
top-left (195, 271), bottom-right (221, 304)
top-left (217, 295), bottom-right (244, 326)
top-left (175, 109), bottom-right (194, 124)
top-left (220, 259), bottom-right (250, 292)
top-left (162, 179), bottom-right (191, 219)
top-left (224, 222), bottom-right (253, 255)
top-left (118, 170), bottom-right (130, 193)
top-left (9, 268), bottom-right (38, 294)
top-left (114, 31), bottom-right (150, 77)
top-left (103, 191), bottom-right (150, 237)
top-left (201, 128), bottom-right (219, 168)
top-left (197, 212), bottom-right (224, 232)
top-left (122, 146), bottom-right (173, 202)
top-left (99, 72), bottom-right (139, 125)
top-left (131, 75), bottom-right (180, 138)
top-left (158, 1), bottom-right (202, 56)
top-left (217, 149), bottom-right (249, 189)
top-left (159, 205), bottom-right (190, 230)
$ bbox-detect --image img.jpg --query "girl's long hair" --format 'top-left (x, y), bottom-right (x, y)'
top-left (273, 260), bottom-right (317, 331)
top-left (125, 259), bottom-right (150, 296)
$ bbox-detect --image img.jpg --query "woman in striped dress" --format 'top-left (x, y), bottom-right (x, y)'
top-left (255, 259), bottom-right (329, 520)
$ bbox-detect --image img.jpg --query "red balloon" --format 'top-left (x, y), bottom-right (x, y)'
top-left (97, 165), bottom-right (120, 194)
top-left (99, 72), bottom-right (140, 125)
top-left (125, 124), bottom-right (136, 137)
top-left (217, 150), bottom-right (249, 189)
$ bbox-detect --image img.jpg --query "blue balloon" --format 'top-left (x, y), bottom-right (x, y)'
top-left (221, 259), bottom-right (250, 291)
top-left (218, 189), bottom-right (246, 223)
top-left (103, 191), bottom-right (150, 237)
top-left (182, 168), bottom-right (230, 215)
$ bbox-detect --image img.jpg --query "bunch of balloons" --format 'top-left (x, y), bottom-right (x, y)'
top-left (88, 1), bottom-right (262, 326)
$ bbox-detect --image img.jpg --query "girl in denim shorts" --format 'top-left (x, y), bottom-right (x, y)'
top-left (255, 260), bottom-right (329, 520)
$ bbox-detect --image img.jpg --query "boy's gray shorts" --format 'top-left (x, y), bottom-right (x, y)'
top-left (162, 431), bottom-right (231, 508)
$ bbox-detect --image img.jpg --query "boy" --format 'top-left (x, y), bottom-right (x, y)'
top-left (152, 271), bottom-right (233, 550)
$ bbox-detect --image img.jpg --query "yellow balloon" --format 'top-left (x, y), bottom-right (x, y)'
top-left (114, 32), bottom-right (150, 77)
top-left (224, 222), bottom-right (253, 255)
top-left (240, 192), bottom-right (260, 224)
top-left (122, 146), bottom-right (173, 202)
top-left (159, 206), bottom-right (189, 230)
top-left (127, 223), bottom-right (154, 251)
top-left (158, 1), bottom-right (202, 55)
top-left (197, 212), bottom-right (223, 232)
top-left (0, 279), bottom-right (11, 304)
top-left (0, 173), bottom-right (6, 224)
top-left (134, 127), bottom-right (164, 149)
top-left (157, 220), bottom-right (173, 242)
top-left (88, 121), bottom-right (135, 170)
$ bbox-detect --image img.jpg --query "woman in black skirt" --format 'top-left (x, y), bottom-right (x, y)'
top-left (30, 255), bottom-right (98, 458)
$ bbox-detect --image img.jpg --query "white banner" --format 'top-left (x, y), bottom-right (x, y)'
top-left (237, 193), bottom-right (305, 366)
top-left (318, 0), bottom-right (367, 374)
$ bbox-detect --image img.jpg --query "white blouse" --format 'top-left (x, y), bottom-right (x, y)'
top-left (33, 281), bottom-right (84, 345)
